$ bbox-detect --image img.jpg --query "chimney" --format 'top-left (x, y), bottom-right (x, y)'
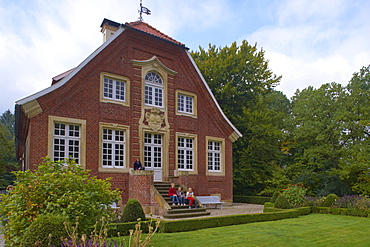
top-left (100, 18), bottom-right (120, 42)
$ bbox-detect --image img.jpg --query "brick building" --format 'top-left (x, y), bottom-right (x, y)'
top-left (15, 19), bottom-right (241, 212)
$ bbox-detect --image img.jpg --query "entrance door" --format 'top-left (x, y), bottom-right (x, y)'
top-left (144, 133), bottom-right (162, 181)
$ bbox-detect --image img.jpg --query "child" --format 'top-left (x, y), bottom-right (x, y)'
top-left (168, 183), bottom-right (178, 206)
top-left (186, 187), bottom-right (196, 209)
top-left (176, 187), bottom-right (185, 205)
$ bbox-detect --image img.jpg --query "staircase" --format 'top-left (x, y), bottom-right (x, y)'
top-left (153, 183), bottom-right (211, 219)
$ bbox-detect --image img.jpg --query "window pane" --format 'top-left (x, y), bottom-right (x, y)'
top-left (102, 128), bottom-right (125, 168)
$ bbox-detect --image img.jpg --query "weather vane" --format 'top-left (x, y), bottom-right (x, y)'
top-left (138, 0), bottom-right (151, 21)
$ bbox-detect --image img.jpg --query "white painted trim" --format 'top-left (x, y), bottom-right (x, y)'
top-left (16, 27), bottom-right (126, 105)
top-left (185, 51), bottom-right (242, 138)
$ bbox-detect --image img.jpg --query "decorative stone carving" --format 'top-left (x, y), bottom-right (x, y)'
top-left (145, 108), bottom-right (164, 131)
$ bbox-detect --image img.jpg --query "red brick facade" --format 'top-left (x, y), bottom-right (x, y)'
top-left (15, 19), bottom-right (241, 213)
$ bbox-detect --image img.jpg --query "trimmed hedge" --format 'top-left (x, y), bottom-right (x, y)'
top-left (234, 195), bottom-right (271, 205)
top-left (108, 220), bottom-right (156, 237)
top-left (264, 202), bottom-right (275, 208)
top-left (311, 207), bottom-right (370, 217)
top-left (158, 207), bottom-right (310, 233)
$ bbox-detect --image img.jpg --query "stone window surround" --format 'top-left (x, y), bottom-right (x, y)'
top-left (206, 136), bottom-right (225, 176)
top-left (100, 72), bottom-right (130, 107)
top-left (98, 122), bottom-right (130, 173)
top-left (47, 115), bottom-right (86, 169)
top-left (175, 132), bottom-right (198, 175)
top-left (176, 89), bottom-right (197, 118)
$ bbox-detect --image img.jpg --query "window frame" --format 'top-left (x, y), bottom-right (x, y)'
top-left (48, 116), bottom-right (86, 168)
top-left (206, 136), bottom-right (225, 176)
top-left (176, 90), bottom-right (197, 118)
top-left (176, 132), bottom-right (198, 174)
top-left (100, 72), bottom-right (130, 107)
top-left (101, 128), bottom-right (126, 169)
top-left (99, 123), bottom-right (130, 173)
top-left (144, 72), bottom-right (164, 108)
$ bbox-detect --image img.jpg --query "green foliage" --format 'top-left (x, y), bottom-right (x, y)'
top-left (271, 191), bottom-right (279, 203)
top-left (279, 184), bottom-right (307, 206)
top-left (20, 214), bottom-right (68, 247)
top-left (191, 43), bottom-right (289, 196)
top-left (311, 207), bottom-right (370, 217)
top-left (0, 110), bottom-right (18, 188)
top-left (158, 207), bottom-right (310, 233)
top-left (264, 202), bottom-right (275, 208)
top-left (322, 194), bottom-right (339, 207)
top-left (233, 195), bottom-right (271, 204)
top-left (274, 196), bottom-right (291, 209)
top-left (0, 157), bottom-right (121, 246)
top-left (121, 199), bottom-right (146, 223)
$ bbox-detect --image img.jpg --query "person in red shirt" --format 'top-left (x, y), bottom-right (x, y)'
top-left (168, 183), bottom-right (178, 206)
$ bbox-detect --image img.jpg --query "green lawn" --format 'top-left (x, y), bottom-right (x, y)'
top-left (147, 214), bottom-right (370, 247)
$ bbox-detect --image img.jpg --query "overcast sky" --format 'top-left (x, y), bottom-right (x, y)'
top-left (1, 0), bottom-right (369, 114)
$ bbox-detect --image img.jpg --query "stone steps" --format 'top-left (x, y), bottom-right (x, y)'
top-left (153, 182), bottom-right (211, 219)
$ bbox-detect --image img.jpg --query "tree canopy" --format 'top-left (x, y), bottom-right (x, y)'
top-left (192, 41), bottom-right (370, 196)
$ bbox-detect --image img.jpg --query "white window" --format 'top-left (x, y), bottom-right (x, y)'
top-left (178, 94), bottom-right (193, 114)
top-left (102, 128), bottom-right (125, 168)
top-left (53, 123), bottom-right (80, 163)
top-left (103, 77), bottom-right (126, 101)
top-left (144, 72), bottom-right (163, 107)
top-left (178, 137), bottom-right (194, 170)
top-left (208, 141), bottom-right (221, 171)
top-left (144, 133), bottom-right (162, 168)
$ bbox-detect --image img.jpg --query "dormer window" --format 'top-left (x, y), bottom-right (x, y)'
top-left (144, 72), bottom-right (163, 107)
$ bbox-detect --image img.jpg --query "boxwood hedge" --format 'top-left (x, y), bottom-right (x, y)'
top-left (234, 195), bottom-right (271, 205)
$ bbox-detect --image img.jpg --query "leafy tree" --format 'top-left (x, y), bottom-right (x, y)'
top-left (0, 157), bottom-right (121, 247)
top-left (0, 109), bottom-right (15, 137)
top-left (234, 91), bottom-right (291, 195)
top-left (191, 41), bottom-right (281, 125)
top-left (0, 110), bottom-right (18, 188)
top-left (337, 65), bottom-right (370, 195)
top-left (191, 42), bottom-right (286, 195)
top-left (288, 83), bottom-right (353, 196)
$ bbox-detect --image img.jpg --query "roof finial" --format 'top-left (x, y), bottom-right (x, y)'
top-left (138, 0), bottom-right (151, 22)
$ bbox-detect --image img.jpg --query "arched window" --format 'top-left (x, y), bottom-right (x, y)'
top-left (144, 72), bottom-right (163, 107)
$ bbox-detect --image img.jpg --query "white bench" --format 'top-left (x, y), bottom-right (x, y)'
top-left (196, 196), bottom-right (225, 209)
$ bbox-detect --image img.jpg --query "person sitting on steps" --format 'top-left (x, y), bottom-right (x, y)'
top-left (176, 186), bottom-right (185, 205)
top-left (168, 183), bottom-right (178, 206)
top-left (186, 187), bottom-right (197, 209)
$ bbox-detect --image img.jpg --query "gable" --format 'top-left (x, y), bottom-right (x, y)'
top-left (15, 19), bottom-right (241, 142)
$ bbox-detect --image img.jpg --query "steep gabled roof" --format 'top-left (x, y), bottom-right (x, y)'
top-left (16, 18), bottom-right (241, 140)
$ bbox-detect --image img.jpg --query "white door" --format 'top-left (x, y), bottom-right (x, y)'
top-left (144, 133), bottom-right (162, 181)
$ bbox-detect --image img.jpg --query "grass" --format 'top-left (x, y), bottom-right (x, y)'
top-left (145, 214), bottom-right (370, 247)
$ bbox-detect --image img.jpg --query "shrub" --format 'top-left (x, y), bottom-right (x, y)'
top-left (322, 194), bottom-right (339, 207)
top-left (0, 158), bottom-right (121, 247)
top-left (311, 206), bottom-right (370, 217)
top-left (271, 191), bottom-right (279, 203)
top-left (20, 214), bottom-right (68, 247)
top-left (333, 195), bottom-right (370, 209)
top-left (275, 196), bottom-right (291, 209)
top-left (279, 184), bottom-right (307, 206)
top-left (158, 207), bottom-right (310, 233)
top-left (264, 202), bottom-right (275, 208)
top-left (303, 196), bottom-right (325, 207)
top-left (121, 199), bottom-right (146, 223)
top-left (233, 195), bottom-right (271, 204)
